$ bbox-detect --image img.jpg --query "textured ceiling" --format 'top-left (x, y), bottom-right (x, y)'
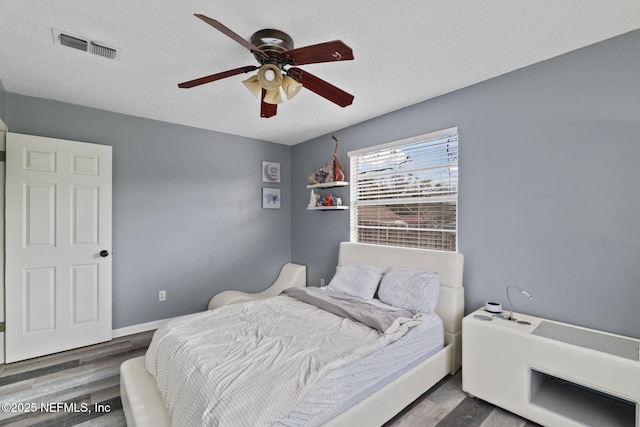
top-left (1, 1), bottom-right (639, 145)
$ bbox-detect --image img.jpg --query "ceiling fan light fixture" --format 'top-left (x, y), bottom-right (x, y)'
top-left (242, 74), bottom-right (262, 97)
top-left (179, 15), bottom-right (355, 118)
top-left (282, 75), bottom-right (303, 99)
top-left (263, 88), bottom-right (283, 105)
top-left (257, 64), bottom-right (283, 91)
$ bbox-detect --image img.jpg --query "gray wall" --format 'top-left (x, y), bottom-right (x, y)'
top-left (4, 95), bottom-right (292, 328)
top-left (0, 81), bottom-right (6, 122)
top-left (4, 29), bottom-right (639, 338)
top-left (292, 29), bottom-right (640, 338)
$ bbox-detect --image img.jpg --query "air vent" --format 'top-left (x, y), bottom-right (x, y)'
top-left (59, 33), bottom-right (88, 51)
top-left (90, 42), bottom-right (117, 59)
top-left (52, 28), bottom-right (119, 60)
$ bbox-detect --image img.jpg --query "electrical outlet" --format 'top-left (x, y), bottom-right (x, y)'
top-left (159, 290), bottom-right (166, 301)
top-left (320, 278), bottom-right (325, 286)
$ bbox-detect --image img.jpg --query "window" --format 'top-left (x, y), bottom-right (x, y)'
top-left (348, 127), bottom-right (458, 251)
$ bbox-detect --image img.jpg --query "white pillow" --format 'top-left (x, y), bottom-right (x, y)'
top-left (378, 267), bottom-right (440, 313)
top-left (326, 264), bottom-right (382, 300)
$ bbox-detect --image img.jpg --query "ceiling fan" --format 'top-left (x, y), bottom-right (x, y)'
top-left (178, 14), bottom-right (355, 118)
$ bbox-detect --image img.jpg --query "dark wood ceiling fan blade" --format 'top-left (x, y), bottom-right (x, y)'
top-left (282, 40), bottom-right (354, 66)
top-left (178, 66), bottom-right (258, 88)
top-left (289, 68), bottom-right (354, 107)
top-left (194, 14), bottom-right (268, 59)
top-left (260, 89), bottom-right (278, 118)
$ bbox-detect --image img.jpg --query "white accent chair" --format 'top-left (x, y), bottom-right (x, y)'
top-left (208, 263), bottom-right (306, 310)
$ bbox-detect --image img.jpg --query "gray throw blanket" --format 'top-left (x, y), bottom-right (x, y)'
top-left (283, 287), bottom-right (419, 333)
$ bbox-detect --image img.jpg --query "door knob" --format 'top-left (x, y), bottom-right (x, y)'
top-left (99, 250), bottom-right (110, 257)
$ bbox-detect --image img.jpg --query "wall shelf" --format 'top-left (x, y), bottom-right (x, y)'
top-left (306, 181), bottom-right (348, 189)
top-left (306, 206), bottom-right (349, 211)
top-left (306, 181), bottom-right (348, 211)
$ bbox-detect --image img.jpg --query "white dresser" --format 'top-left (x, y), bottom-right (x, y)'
top-left (462, 309), bottom-right (640, 427)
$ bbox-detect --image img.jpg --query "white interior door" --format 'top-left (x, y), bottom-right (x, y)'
top-left (5, 133), bottom-right (112, 363)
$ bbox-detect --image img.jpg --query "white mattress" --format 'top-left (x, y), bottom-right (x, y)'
top-left (275, 309), bottom-right (444, 427)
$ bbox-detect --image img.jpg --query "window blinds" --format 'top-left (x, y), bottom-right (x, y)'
top-left (349, 128), bottom-right (458, 251)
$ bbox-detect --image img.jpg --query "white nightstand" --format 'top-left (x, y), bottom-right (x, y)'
top-left (462, 308), bottom-right (640, 427)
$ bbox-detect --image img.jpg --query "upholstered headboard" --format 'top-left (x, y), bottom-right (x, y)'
top-left (338, 242), bottom-right (464, 371)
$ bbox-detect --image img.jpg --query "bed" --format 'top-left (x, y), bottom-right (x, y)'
top-left (120, 242), bottom-right (464, 426)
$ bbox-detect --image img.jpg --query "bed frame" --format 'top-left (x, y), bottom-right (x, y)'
top-left (120, 242), bottom-right (464, 427)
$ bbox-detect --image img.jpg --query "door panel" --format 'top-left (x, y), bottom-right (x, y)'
top-left (24, 267), bottom-right (56, 333)
top-left (72, 185), bottom-right (99, 244)
top-left (25, 183), bottom-right (57, 247)
top-left (24, 148), bottom-right (57, 172)
top-left (72, 263), bottom-right (99, 325)
top-left (6, 132), bottom-right (112, 362)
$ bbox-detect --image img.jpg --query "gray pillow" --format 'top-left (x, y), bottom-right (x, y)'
top-left (326, 264), bottom-right (382, 300)
top-left (378, 267), bottom-right (440, 313)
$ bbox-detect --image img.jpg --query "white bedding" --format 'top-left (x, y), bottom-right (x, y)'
top-left (145, 293), bottom-right (420, 427)
top-left (276, 311), bottom-right (444, 426)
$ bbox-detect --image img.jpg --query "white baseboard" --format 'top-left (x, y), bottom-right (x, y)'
top-left (112, 317), bottom-right (174, 339)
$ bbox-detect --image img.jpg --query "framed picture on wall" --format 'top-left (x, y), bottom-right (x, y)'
top-left (262, 161), bottom-right (281, 183)
top-left (262, 187), bottom-right (281, 209)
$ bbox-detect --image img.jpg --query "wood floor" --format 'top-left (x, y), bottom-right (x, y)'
top-left (0, 331), bottom-right (540, 427)
top-left (0, 331), bottom-right (153, 426)
top-left (385, 372), bottom-right (541, 427)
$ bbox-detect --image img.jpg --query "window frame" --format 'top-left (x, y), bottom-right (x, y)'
top-left (348, 127), bottom-right (459, 252)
